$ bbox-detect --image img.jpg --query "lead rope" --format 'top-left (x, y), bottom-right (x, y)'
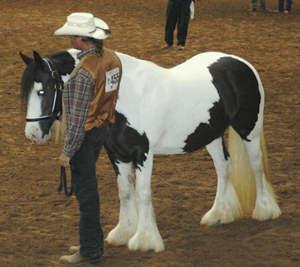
top-left (58, 166), bottom-right (73, 196)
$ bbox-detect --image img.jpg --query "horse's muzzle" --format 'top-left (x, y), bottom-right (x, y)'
top-left (25, 123), bottom-right (51, 145)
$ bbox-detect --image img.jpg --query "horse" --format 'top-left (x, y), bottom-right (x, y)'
top-left (20, 48), bottom-right (281, 252)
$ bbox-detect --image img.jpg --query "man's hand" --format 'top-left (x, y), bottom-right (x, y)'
top-left (60, 154), bottom-right (71, 168)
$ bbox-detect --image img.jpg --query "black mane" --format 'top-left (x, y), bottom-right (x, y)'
top-left (21, 60), bottom-right (38, 104)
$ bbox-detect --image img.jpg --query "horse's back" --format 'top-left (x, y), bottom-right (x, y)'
top-left (114, 52), bottom-right (221, 153)
top-left (170, 51), bottom-right (264, 141)
top-left (113, 51), bottom-right (263, 154)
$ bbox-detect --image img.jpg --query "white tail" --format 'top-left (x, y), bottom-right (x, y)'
top-left (228, 126), bottom-right (276, 217)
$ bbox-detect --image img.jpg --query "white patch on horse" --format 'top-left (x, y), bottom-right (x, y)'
top-left (26, 82), bottom-right (43, 119)
top-left (61, 74), bottom-right (70, 84)
top-left (25, 82), bottom-right (51, 144)
top-left (67, 48), bottom-right (80, 64)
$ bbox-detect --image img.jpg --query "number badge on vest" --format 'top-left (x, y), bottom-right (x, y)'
top-left (105, 67), bottom-right (120, 92)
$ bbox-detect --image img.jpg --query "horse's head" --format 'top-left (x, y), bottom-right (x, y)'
top-left (20, 51), bottom-right (67, 144)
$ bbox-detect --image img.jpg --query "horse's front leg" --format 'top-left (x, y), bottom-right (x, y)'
top-left (128, 149), bottom-right (165, 252)
top-left (106, 161), bottom-right (139, 246)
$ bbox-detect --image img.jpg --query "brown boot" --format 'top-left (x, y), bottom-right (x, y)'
top-left (162, 44), bottom-right (172, 49)
top-left (69, 246), bottom-right (80, 254)
top-left (59, 251), bottom-right (101, 265)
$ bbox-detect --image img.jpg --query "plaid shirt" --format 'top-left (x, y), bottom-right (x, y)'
top-left (62, 48), bottom-right (97, 158)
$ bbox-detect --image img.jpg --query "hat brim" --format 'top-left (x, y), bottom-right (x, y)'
top-left (54, 18), bottom-right (110, 40)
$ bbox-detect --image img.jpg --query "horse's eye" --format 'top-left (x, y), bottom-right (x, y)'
top-left (37, 90), bottom-right (45, 96)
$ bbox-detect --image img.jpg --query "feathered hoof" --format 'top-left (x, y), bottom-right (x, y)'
top-left (200, 204), bottom-right (243, 227)
top-left (252, 201), bottom-right (282, 221)
top-left (105, 225), bottom-right (135, 247)
top-left (127, 232), bottom-right (165, 252)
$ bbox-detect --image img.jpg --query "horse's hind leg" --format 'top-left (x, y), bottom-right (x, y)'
top-left (201, 137), bottom-right (243, 226)
top-left (243, 133), bottom-right (281, 220)
top-left (105, 161), bottom-right (139, 246)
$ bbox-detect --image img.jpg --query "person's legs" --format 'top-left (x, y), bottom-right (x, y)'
top-left (285, 0), bottom-right (292, 12)
top-left (71, 126), bottom-right (107, 259)
top-left (165, 0), bottom-right (178, 46)
top-left (250, 0), bottom-right (258, 10)
top-left (278, 0), bottom-right (284, 11)
top-left (260, 0), bottom-right (266, 10)
top-left (177, 0), bottom-right (190, 47)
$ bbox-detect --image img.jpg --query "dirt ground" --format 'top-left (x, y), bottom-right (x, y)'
top-left (0, 0), bottom-right (300, 266)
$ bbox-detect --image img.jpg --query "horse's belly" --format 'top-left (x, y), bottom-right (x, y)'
top-left (151, 111), bottom-right (212, 155)
top-left (118, 84), bottom-right (221, 155)
top-left (153, 135), bottom-right (187, 155)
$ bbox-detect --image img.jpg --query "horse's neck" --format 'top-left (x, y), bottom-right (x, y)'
top-left (67, 49), bottom-right (80, 66)
top-left (48, 50), bottom-right (79, 76)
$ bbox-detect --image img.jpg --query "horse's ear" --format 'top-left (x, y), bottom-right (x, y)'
top-left (33, 51), bottom-right (45, 70)
top-left (19, 52), bottom-right (33, 65)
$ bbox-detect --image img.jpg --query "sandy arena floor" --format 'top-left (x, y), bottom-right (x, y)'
top-left (0, 0), bottom-right (300, 266)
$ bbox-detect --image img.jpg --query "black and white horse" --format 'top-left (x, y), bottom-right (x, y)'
top-left (20, 49), bottom-right (281, 252)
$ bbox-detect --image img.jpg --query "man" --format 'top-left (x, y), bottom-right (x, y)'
top-left (163, 0), bottom-right (194, 50)
top-left (54, 12), bottom-right (122, 265)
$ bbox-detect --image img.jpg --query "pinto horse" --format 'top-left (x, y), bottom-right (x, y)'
top-left (20, 49), bottom-right (281, 252)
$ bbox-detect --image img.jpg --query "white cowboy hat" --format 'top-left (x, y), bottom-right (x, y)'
top-left (54, 12), bottom-right (110, 40)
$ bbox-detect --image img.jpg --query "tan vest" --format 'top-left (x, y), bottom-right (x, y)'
top-left (77, 48), bottom-right (122, 131)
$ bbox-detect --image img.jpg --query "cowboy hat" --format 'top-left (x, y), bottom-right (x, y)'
top-left (54, 12), bottom-right (110, 40)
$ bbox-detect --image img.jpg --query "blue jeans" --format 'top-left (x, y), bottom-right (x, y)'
top-left (279, 0), bottom-right (293, 11)
top-left (165, 0), bottom-right (191, 46)
top-left (70, 126), bottom-right (107, 259)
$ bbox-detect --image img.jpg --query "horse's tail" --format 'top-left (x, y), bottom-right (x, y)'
top-left (228, 126), bottom-right (271, 216)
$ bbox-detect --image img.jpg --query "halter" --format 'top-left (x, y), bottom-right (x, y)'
top-left (26, 58), bottom-right (64, 122)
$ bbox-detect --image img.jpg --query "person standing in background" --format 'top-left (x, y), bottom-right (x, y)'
top-left (274, 0), bottom-right (293, 13)
top-left (163, 0), bottom-right (195, 51)
top-left (250, 0), bottom-right (266, 11)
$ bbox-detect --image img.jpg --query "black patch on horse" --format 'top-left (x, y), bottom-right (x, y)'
top-left (208, 56), bottom-right (261, 140)
top-left (105, 112), bottom-right (150, 174)
top-left (183, 101), bottom-right (230, 153)
top-left (183, 56), bottom-right (261, 153)
top-left (20, 51), bottom-right (75, 103)
top-left (20, 60), bottom-right (39, 103)
top-left (48, 51), bottom-right (77, 76)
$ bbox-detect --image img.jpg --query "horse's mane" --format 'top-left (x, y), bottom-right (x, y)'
top-left (54, 114), bottom-right (66, 144)
top-left (20, 61), bottom-right (38, 105)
